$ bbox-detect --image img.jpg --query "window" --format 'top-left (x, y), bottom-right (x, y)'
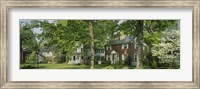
top-left (106, 55), bottom-right (111, 60)
top-left (122, 54), bottom-right (125, 60)
top-left (99, 50), bottom-right (102, 53)
top-left (73, 56), bottom-right (76, 60)
top-left (122, 44), bottom-right (128, 49)
top-left (134, 44), bottom-right (137, 49)
top-left (143, 46), bottom-right (145, 50)
top-left (106, 55), bottom-right (108, 60)
top-left (109, 46), bottom-right (112, 50)
top-left (134, 54), bottom-right (137, 62)
top-left (77, 48), bottom-right (81, 53)
top-left (102, 50), bottom-right (104, 53)
top-left (108, 55), bottom-right (111, 60)
top-left (106, 46), bottom-right (108, 50)
top-left (80, 44), bottom-right (83, 48)
top-left (106, 46), bottom-right (112, 50)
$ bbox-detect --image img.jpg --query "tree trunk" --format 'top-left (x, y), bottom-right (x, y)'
top-left (136, 20), bottom-right (144, 69)
top-left (88, 21), bottom-right (95, 69)
top-left (83, 45), bottom-right (87, 65)
top-left (20, 41), bottom-right (24, 64)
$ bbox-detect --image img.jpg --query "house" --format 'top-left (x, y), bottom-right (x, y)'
top-left (105, 35), bottom-right (137, 65)
top-left (68, 47), bottom-right (105, 65)
top-left (68, 44), bottom-right (84, 64)
top-left (38, 46), bottom-right (57, 63)
top-left (87, 48), bottom-right (105, 64)
top-left (66, 40), bottom-right (106, 65)
top-left (95, 49), bottom-right (105, 64)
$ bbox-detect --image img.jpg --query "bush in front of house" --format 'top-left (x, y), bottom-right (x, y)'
top-left (104, 60), bottom-right (111, 65)
top-left (104, 65), bottom-right (114, 69)
top-left (116, 60), bottom-right (123, 66)
top-left (124, 56), bottom-right (132, 66)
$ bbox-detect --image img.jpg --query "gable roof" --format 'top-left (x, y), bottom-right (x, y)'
top-left (106, 37), bottom-right (132, 45)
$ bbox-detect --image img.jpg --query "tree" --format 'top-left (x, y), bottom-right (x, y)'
top-left (88, 21), bottom-right (95, 68)
top-left (20, 21), bottom-right (38, 63)
top-left (135, 20), bottom-right (144, 68)
top-left (118, 20), bottom-right (177, 68)
top-left (151, 30), bottom-right (180, 69)
top-left (33, 20), bottom-right (118, 68)
top-left (88, 20), bottom-right (118, 68)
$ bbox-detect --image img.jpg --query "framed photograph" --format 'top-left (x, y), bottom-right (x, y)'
top-left (1, 0), bottom-right (199, 89)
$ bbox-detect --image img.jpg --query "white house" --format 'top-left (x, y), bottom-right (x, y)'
top-left (68, 44), bottom-right (84, 64)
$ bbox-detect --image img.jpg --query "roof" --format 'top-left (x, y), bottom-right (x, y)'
top-left (106, 37), bottom-right (132, 45)
top-left (41, 45), bottom-right (58, 52)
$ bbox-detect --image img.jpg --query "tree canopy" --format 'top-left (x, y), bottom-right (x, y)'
top-left (20, 19), bottom-right (180, 69)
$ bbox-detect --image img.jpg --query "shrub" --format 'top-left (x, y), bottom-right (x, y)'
top-left (116, 60), bottom-right (122, 66)
top-left (151, 59), bottom-right (157, 69)
top-left (104, 65), bottom-right (114, 69)
top-left (26, 51), bottom-right (36, 64)
top-left (124, 56), bottom-right (132, 66)
top-left (21, 64), bottom-right (36, 69)
top-left (59, 53), bottom-right (66, 63)
top-left (105, 60), bottom-right (111, 65)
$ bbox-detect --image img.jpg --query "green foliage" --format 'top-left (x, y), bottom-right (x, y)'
top-left (104, 65), bottom-right (114, 69)
top-left (116, 60), bottom-right (123, 66)
top-left (151, 58), bottom-right (158, 69)
top-left (124, 56), bottom-right (132, 66)
top-left (26, 51), bottom-right (37, 63)
top-left (31, 20), bottom-right (119, 68)
top-left (20, 22), bottom-right (38, 51)
top-left (53, 53), bottom-right (60, 63)
top-left (20, 64), bottom-right (37, 69)
top-left (92, 20), bottom-right (119, 48)
top-left (104, 60), bottom-right (111, 65)
top-left (119, 20), bottom-right (178, 68)
top-left (151, 30), bottom-right (180, 69)
top-left (21, 20), bottom-right (180, 69)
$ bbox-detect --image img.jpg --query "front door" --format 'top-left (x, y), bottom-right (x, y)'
top-left (112, 54), bottom-right (117, 64)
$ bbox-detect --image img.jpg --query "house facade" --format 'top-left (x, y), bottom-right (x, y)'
top-left (68, 44), bottom-right (105, 65)
top-left (87, 48), bottom-right (105, 64)
top-left (38, 46), bottom-right (57, 63)
top-left (68, 44), bottom-right (84, 64)
top-left (105, 36), bottom-right (137, 65)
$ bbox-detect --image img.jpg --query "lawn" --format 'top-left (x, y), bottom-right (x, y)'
top-left (20, 63), bottom-right (136, 69)
top-left (20, 63), bottom-right (90, 69)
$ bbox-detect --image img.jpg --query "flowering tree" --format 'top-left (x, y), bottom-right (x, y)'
top-left (151, 30), bottom-right (180, 69)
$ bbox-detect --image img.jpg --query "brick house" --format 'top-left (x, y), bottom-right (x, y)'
top-left (105, 36), bottom-right (137, 65)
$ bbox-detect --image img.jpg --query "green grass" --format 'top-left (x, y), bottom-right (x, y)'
top-left (20, 63), bottom-right (136, 69)
top-left (20, 63), bottom-right (90, 69)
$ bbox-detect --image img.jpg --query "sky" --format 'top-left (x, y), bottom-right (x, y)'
top-left (20, 19), bottom-right (55, 34)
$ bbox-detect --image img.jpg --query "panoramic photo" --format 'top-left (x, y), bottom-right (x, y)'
top-left (20, 20), bottom-right (180, 69)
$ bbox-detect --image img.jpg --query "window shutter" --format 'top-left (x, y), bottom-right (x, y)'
top-left (122, 54), bottom-right (125, 60)
top-left (106, 55), bottom-right (108, 60)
